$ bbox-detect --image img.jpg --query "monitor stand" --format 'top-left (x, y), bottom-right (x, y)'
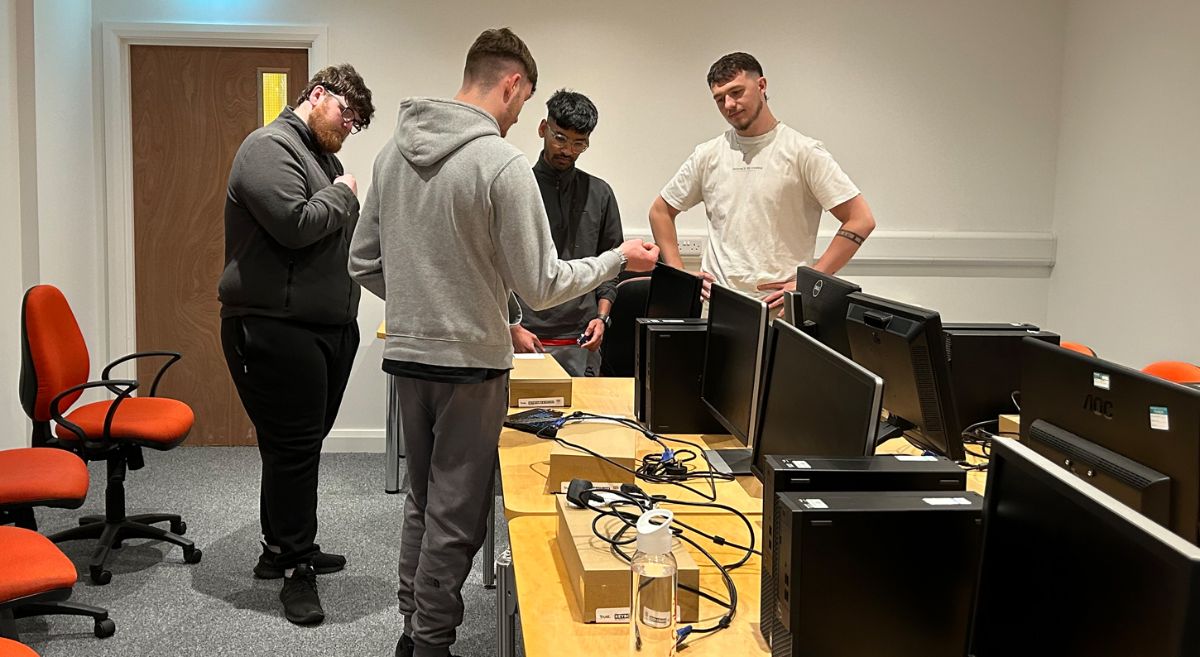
top-left (703, 448), bottom-right (754, 476)
top-left (874, 417), bottom-right (913, 448)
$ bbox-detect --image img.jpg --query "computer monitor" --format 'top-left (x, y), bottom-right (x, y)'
top-left (700, 284), bottom-right (769, 475)
top-left (943, 326), bottom-right (1059, 431)
top-left (1019, 337), bottom-right (1200, 544)
top-left (969, 438), bottom-right (1200, 656)
top-left (793, 266), bottom-right (861, 359)
top-left (645, 263), bottom-right (703, 319)
top-left (750, 319), bottom-right (884, 479)
top-left (845, 292), bottom-right (965, 461)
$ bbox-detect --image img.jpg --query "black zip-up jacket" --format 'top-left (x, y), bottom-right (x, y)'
top-left (518, 154), bottom-right (624, 339)
top-left (219, 107), bottom-right (361, 325)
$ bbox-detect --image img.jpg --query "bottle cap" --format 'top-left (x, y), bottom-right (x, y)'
top-left (636, 509), bottom-right (674, 555)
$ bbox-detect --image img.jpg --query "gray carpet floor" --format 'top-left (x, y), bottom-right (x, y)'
top-left (18, 448), bottom-right (520, 657)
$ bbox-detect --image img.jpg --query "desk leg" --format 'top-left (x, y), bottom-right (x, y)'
top-left (482, 489), bottom-right (496, 589)
top-left (385, 373), bottom-right (405, 494)
top-left (495, 547), bottom-right (517, 657)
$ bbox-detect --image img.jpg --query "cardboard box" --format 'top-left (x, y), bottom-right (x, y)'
top-left (555, 496), bottom-right (700, 623)
top-left (545, 424), bottom-right (636, 494)
top-left (510, 353), bottom-right (573, 408)
top-left (998, 413), bottom-right (1020, 437)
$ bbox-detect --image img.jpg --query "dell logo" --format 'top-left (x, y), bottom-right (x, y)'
top-left (1083, 394), bottom-right (1113, 419)
top-left (812, 280), bottom-right (824, 297)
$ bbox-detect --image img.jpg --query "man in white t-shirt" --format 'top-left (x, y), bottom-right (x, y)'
top-left (649, 52), bottom-right (876, 308)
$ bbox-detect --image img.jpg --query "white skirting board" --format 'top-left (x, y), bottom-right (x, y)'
top-left (323, 429), bottom-right (387, 453)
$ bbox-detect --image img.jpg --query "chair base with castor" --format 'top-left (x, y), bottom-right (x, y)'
top-left (0, 590), bottom-right (115, 639)
top-left (47, 448), bottom-right (201, 585)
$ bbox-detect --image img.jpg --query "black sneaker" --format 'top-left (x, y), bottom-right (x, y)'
top-left (279, 564), bottom-right (324, 625)
top-left (395, 635), bottom-right (414, 657)
top-left (255, 542), bottom-right (347, 579)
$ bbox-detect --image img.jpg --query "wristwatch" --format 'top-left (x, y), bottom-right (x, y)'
top-left (597, 313), bottom-right (611, 328)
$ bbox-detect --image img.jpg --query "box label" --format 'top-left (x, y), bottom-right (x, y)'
top-left (1150, 406), bottom-right (1170, 431)
top-left (595, 607), bottom-right (631, 624)
top-left (783, 459), bottom-right (811, 469)
top-left (923, 497), bottom-right (972, 506)
top-left (518, 397), bottom-right (566, 408)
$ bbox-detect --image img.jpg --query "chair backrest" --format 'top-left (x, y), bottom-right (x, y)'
top-left (20, 285), bottom-right (90, 423)
top-left (1060, 341), bottom-right (1096, 357)
top-left (1143, 360), bottom-right (1200, 386)
top-left (600, 276), bottom-right (651, 377)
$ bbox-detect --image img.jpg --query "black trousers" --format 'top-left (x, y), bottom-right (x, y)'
top-left (221, 315), bottom-right (359, 567)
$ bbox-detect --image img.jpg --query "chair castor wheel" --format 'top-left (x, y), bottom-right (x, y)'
top-left (183, 547), bottom-right (203, 564)
top-left (89, 566), bottom-right (112, 585)
top-left (94, 618), bottom-right (116, 638)
top-left (171, 519), bottom-right (187, 535)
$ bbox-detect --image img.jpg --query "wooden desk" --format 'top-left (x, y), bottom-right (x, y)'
top-left (499, 378), bottom-right (763, 519)
top-left (506, 515), bottom-right (769, 657)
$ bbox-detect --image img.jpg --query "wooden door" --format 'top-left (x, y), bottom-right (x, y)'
top-left (131, 45), bottom-right (308, 445)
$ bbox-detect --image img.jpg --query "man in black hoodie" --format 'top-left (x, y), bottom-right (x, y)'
top-left (218, 64), bottom-right (374, 626)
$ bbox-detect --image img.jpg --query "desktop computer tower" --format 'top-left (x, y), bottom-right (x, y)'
top-left (760, 455), bottom-right (968, 647)
top-left (771, 490), bottom-right (983, 657)
top-left (635, 319), bottom-right (725, 434)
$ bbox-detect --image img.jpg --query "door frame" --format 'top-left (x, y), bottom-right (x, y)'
top-left (101, 22), bottom-right (327, 369)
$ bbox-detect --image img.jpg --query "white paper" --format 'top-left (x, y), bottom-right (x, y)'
top-left (784, 459), bottom-right (812, 469)
top-left (924, 497), bottom-right (972, 506)
top-left (894, 455), bottom-right (937, 462)
top-left (801, 498), bottom-right (828, 509)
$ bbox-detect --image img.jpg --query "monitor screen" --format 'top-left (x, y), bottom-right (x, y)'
top-left (701, 284), bottom-right (769, 447)
top-left (970, 438), bottom-right (1200, 657)
top-left (646, 263), bottom-right (703, 319)
top-left (751, 320), bottom-right (884, 478)
top-left (794, 266), bottom-right (862, 359)
top-left (845, 292), bottom-right (964, 461)
top-left (1020, 337), bottom-right (1200, 544)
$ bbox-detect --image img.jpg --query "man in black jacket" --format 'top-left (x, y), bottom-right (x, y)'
top-left (510, 90), bottom-right (624, 375)
top-left (218, 64), bottom-right (374, 626)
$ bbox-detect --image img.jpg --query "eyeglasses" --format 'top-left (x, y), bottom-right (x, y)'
top-left (325, 90), bottom-right (364, 134)
top-left (546, 121), bottom-right (589, 153)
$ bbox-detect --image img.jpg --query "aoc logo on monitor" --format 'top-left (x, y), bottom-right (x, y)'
top-left (1083, 393), bottom-right (1114, 419)
top-left (812, 280), bottom-right (824, 297)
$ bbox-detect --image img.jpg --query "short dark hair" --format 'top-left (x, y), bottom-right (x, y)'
top-left (546, 90), bottom-right (597, 134)
top-left (297, 63), bottom-right (375, 129)
top-left (464, 27), bottom-right (538, 94)
top-left (706, 52), bottom-right (764, 88)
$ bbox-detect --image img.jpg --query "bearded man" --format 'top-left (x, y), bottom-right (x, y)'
top-left (218, 64), bottom-right (374, 626)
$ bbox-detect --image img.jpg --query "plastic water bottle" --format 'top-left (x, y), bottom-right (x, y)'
top-left (630, 509), bottom-right (677, 655)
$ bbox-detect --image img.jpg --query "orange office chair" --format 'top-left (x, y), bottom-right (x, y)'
top-left (18, 285), bottom-right (201, 585)
top-left (1060, 341), bottom-right (1097, 357)
top-left (0, 526), bottom-right (114, 639)
top-left (0, 448), bottom-right (111, 638)
top-left (0, 638), bottom-right (40, 657)
top-left (1143, 361), bottom-right (1200, 386)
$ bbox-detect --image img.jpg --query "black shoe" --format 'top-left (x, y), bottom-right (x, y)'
top-left (395, 635), bottom-right (414, 657)
top-left (255, 542), bottom-right (347, 579)
top-left (279, 564), bottom-right (324, 625)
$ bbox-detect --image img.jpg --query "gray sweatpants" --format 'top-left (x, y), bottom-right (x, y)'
top-left (395, 374), bottom-right (508, 656)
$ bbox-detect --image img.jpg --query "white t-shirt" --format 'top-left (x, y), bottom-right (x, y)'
top-left (660, 123), bottom-right (860, 297)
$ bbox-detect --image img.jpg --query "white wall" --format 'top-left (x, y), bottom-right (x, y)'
top-left (1046, 0), bottom-right (1200, 368)
top-left (1, 0), bottom-right (34, 449)
top-left (60, 0), bottom-right (1068, 447)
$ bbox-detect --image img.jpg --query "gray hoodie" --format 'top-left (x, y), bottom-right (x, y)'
top-left (349, 98), bottom-right (623, 370)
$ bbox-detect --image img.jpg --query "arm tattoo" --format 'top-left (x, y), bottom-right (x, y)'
top-left (835, 228), bottom-right (865, 245)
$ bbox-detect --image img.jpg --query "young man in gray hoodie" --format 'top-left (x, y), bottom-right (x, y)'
top-left (348, 28), bottom-right (658, 657)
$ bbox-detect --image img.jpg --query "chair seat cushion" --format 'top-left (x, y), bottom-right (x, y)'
top-left (55, 397), bottom-right (193, 449)
top-left (0, 638), bottom-right (39, 657)
top-left (0, 526), bottom-right (76, 603)
top-left (0, 448), bottom-right (88, 508)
